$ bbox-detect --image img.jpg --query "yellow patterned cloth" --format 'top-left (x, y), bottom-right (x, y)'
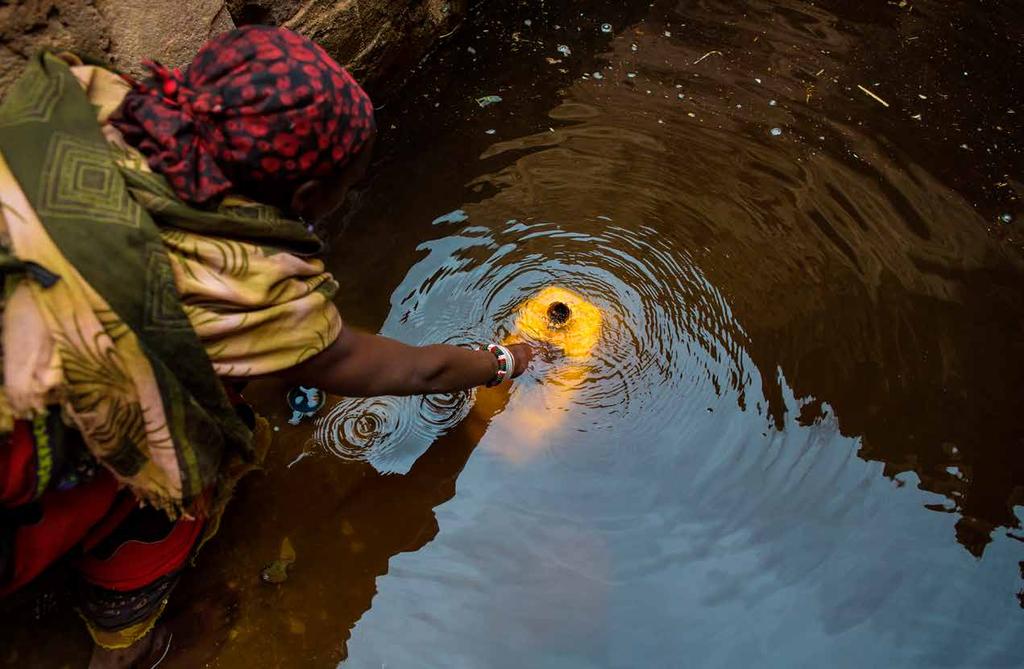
top-left (0, 54), bottom-right (341, 511)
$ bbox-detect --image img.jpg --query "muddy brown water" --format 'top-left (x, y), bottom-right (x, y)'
top-left (4, 1), bottom-right (1024, 667)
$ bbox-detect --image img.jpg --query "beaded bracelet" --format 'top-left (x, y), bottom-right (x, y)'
top-left (485, 343), bottom-right (516, 387)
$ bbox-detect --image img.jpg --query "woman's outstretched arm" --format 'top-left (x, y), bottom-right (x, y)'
top-left (280, 327), bottom-right (532, 397)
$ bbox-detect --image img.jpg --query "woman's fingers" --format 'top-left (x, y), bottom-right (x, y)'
top-left (505, 343), bottom-right (535, 378)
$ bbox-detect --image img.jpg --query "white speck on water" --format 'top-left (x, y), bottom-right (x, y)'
top-left (593, 71), bottom-right (603, 79)
top-left (557, 44), bottom-right (571, 57)
top-left (679, 94), bottom-right (686, 99)
top-left (600, 23), bottom-right (613, 33)
top-left (769, 99), bottom-right (777, 106)
top-left (524, 19), bottom-right (532, 26)
top-left (770, 127), bottom-right (783, 136)
top-left (485, 129), bottom-right (496, 134)
top-left (664, 30), bottom-right (672, 37)
top-left (627, 72), bottom-right (637, 78)
top-left (755, 78), bottom-right (762, 84)
top-left (467, 46), bottom-right (477, 55)
top-left (631, 43), bottom-right (639, 52)
top-left (273, 426), bottom-right (280, 432)
top-left (1000, 213), bottom-right (1013, 223)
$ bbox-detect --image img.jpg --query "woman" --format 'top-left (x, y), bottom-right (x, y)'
top-left (0, 26), bottom-right (532, 667)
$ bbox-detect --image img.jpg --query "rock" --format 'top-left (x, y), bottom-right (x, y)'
top-left (0, 0), bottom-right (234, 98)
top-left (95, 0), bottom-right (234, 75)
top-left (0, 1), bottom-right (111, 97)
top-left (226, 0), bottom-right (469, 98)
top-left (2, 0), bottom-right (467, 102)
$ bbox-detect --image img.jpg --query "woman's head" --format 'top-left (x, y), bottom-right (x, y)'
top-left (114, 25), bottom-right (376, 218)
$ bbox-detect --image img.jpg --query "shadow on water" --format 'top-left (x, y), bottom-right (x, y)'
top-left (3, 1), bottom-right (1024, 667)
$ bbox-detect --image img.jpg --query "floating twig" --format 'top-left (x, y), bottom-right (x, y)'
top-left (857, 84), bottom-right (890, 108)
top-left (692, 50), bottom-right (723, 65)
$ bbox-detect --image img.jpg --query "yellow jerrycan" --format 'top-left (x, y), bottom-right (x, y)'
top-left (474, 286), bottom-right (602, 463)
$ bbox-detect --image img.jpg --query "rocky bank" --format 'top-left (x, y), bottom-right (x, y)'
top-left (0, 0), bottom-right (468, 98)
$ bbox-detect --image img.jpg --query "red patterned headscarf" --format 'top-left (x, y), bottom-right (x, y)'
top-left (114, 25), bottom-right (376, 204)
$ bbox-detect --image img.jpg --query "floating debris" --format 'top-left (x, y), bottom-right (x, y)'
top-left (755, 78), bottom-right (762, 84)
top-left (523, 19), bottom-right (532, 26)
top-left (693, 50), bottom-right (723, 65)
top-left (678, 93), bottom-right (685, 99)
top-left (286, 386), bottom-right (325, 425)
top-left (857, 84), bottom-right (890, 107)
top-left (476, 95), bottom-right (503, 108)
top-left (631, 43), bottom-right (638, 52)
top-left (627, 72), bottom-right (637, 78)
top-left (287, 450), bottom-right (313, 468)
top-left (592, 71), bottom-right (604, 80)
top-left (600, 23), bottom-right (613, 33)
top-left (467, 46), bottom-right (477, 55)
top-left (261, 537), bottom-right (297, 585)
top-left (485, 129), bottom-right (496, 135)
top-left (1000, 213), bottom-right (1014, 224)
top-left (664, 31), bottom-right (672, 37)
top-left (770, 127), bottom-right (783, 136)
top-left (557, 44), bottom-right (572, 57)
top-left (768, 99), bottom-right (777, 106)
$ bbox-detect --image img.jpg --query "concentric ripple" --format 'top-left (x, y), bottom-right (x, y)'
top-left (315, 203), bottom-right (753, 469)
top-left (314, 388), bottom-right (474, 474)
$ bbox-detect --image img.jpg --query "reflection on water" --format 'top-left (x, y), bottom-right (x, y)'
top-left (322, 1), bottom-right (1024, 666)
top-left (4, 0), bottom-right (1023, 667)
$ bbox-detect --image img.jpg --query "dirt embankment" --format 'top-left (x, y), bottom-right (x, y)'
top-left (0, 0), bottom-right (468, 98)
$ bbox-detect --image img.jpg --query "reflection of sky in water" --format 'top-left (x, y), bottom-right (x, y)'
top-left (345, 368), bottom-right (1022, 667)
top-left (324, 0), bottom-right (1024, 664)
top-left (329, 204), bottom-right (1021, 666)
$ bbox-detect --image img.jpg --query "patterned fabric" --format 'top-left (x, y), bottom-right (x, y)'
top-left (113, 25), bottom-right (376, 204)
top-left (0, 53), bottom-right (341, 513)
top-left (78, 572), bottom-right (180, 649)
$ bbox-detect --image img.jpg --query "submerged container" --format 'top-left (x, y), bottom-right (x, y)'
top-left (513, 285), bottom-right (601, 358)
top-left (475, 286), bottom-right (603, 463)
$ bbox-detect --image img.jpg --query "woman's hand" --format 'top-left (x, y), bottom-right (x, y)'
top-left (505, 343), bottom-right (534, 378)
